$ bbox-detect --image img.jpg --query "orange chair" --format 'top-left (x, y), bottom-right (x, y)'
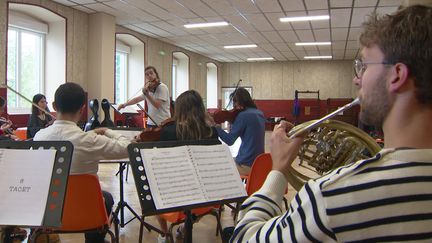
top-left (142, 207), bottom-right (222, 243)
top-left (14, 127), bottom-right (27, 140)
top-left (231, 153), bottom-right (288, 221)
top-left (31, 174), bottom-right (118, 243)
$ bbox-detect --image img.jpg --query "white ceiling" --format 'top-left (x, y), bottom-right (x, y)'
top-left (53, 0), bottom-right (403, 62)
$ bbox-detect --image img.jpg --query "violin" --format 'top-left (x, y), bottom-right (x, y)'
top-left (0, 117), bottom-right (15, 135)
top-left (143, 80), bottom-right (160, 95)
top-left (136, 118), bottom-right (175, 142)
top-left (211, 109), bottom-right (240, 124)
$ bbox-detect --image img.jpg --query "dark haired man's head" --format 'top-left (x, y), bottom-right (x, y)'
top-left (231, 88), bottom-right (256, 109)
top-left (54, 83), bottom-right (86, 114)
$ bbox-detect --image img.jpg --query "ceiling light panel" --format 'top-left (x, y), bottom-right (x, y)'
top-left (224, 44), bottom-right (258, 49)
top-left (304, 55), bottom-right (333, 59)
top-left (280, 15), bottom-right (330, 22)
top-left (295, 42), bottom-right (331, 46)
top-left (247, 57), bottom-right (274, 61)
top-left (184, 21), bottom-right (229, 28)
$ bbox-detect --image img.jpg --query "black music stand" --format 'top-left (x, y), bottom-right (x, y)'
top-left (104, 127), bottom-right (161, 235)
top-left (0, 141), bottom-right (73, 242)
top-left (128, 140), bottom-right (248, 243)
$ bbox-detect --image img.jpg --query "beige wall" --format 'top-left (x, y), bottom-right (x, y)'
top-left (87, 12), bottom-right (115, 101)
top-left (221, 61), bottom-right (358, 100)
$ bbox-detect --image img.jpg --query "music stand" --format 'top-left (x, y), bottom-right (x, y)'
top-left (128, 140), bottom-right (248, 243)
top-left (0, 141), bottom-right (73, 242)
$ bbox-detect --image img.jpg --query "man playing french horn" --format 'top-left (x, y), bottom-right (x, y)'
top-left (231, 4), bottom-right (432, 242)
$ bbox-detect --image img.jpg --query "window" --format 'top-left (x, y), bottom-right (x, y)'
top-left (7, 27), bottom-right (44, 112)
top-left (115, 51), bottom-right (128, 104)
top-left (172, 52), bottom-right (189, 100)
top-left (206, 63), bottom-right (218, 108)
top-left (115, 34), bottom-right (144, 105)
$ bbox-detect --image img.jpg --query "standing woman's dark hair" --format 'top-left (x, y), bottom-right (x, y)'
top-left (27, 93), bottom-right (53, 138)
top-left (32, 94), bottom-right (50, 115)
top-left (174, 90), bottom-right (214, 140)
top-left (231, 87), bottom-right (257, 109)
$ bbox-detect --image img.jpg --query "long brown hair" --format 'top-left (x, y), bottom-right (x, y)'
top-left (174, 90), bottom-right (213, 140)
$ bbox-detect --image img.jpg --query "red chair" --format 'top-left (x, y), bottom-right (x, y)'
top-left (31, 174), bottom-right (118, 243)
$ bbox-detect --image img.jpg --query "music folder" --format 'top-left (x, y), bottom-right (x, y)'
top-left (111, 104), bottom-right (140, 114)
top-left (128, 140), bottom-right (247, 216)
top-left (0, 141), bottom-right (73, 227)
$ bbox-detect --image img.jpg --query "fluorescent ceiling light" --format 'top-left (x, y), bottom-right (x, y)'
top-left (247, 57), bottom-right (274, 61)
top-left (184, 21), bottom-right (229, 28)
top-left (280, 15), bottom-right (329, 22)
top-left (304, 56), bottom-right (333, 59)
top-left (224, 44), bottom-right (257, 49)
top-left (296, 42), bottom-right (331, 46)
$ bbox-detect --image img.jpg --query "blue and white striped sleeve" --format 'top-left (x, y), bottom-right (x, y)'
top-left (231, 171), bottom-right (336, 243)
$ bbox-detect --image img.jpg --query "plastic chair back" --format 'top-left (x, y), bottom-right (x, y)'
top-left (14, 128), bottom-right (27, 140)
top-left (245, 153), bottom-right (273, 195)
top-left (60, 174), bottom-right (109, 231)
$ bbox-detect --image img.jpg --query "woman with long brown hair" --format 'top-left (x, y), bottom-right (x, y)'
top-left (156, 90), bottom-right (218, 243)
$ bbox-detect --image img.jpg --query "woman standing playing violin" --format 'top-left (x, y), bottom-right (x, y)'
top-left (211, 87), bottom-right (265, 176)
top-left (118, 66), bottom-right (171, 128)
top-left (27, 94), bottom-right (53, 138)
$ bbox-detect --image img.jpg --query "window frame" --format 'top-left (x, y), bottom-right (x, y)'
top-left (7, 26), bottom-right (45, 114)
top-left (115, 49), bottom-right (129, 105)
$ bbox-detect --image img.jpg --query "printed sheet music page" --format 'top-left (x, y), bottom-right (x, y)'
top-left (0, 149), bottom-right (56, 226)
top-left (140, 144), bottom-right (247, 210)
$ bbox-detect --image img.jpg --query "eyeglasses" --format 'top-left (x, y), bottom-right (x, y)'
top-left (353, 59), bottom-right (393, 79)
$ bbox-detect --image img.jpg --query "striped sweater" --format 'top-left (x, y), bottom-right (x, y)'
top-left (231, 148), bottom-right (432, 242)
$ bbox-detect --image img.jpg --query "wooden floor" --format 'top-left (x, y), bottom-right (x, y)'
top-left (23, 131), bottom-right (315, 243)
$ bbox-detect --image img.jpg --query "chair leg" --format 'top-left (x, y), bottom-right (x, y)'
top-left (139, 220), bottom-right (144, 243)
top-left (107, 229), bottom-right (116, 243)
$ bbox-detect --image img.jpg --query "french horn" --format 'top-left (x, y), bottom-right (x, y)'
top-left (285, 98), bottom-right (381, 191)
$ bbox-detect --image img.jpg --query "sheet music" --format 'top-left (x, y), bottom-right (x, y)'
top-left (112, 129), bottom-right (141, 141)
top-left (140, 144), bottom-right (246, 210)
top-left (0, 149), bottom-right (57, 226)
top-left (111, 104), bottom-right (139, 114)
top-left (189, 145), bottom-right (246, 201)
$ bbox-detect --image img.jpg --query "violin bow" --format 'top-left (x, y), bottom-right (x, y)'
top-left (136, 103), bottom-right (160, 127)
top-left (5, 85), bottom-right (56, 120)
top-left (225, 79), bottom-right (242, 110)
